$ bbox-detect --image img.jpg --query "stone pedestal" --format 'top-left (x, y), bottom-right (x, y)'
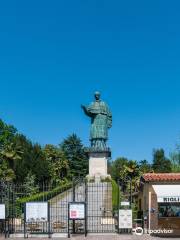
top-left (88, 151), bottom-right (111, 178)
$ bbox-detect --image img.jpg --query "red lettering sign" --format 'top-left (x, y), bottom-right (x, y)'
top-left (70, 211), bottom-right (77, 218)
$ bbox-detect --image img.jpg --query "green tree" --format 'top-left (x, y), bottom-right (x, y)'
top-left (110, 157), bottom-right (129, 181)
top-left (0, 160), bottom-right (15, 181)
top-left (1, 141), bottom-right (23, 170)
top-left (23, 172), bottom-right (39, 195)
top-left (169, 143), bottom-right (180, 172)
top-left (0, 119), bottom-right (18, 180)
top-left (12, 134), bottom-right (34, 182)
top-left (139, 160), bottom-right (152, 174)
top-left (60, 134), bottom-right (88, 178)
top-left (124, 160), bottom-right (139, 178)
top-left (110, 158), bottom-right (140, 180)
top-left (123, 160), bottom-right (140, 193)
top-left (44, 144), bottom-right (69, 183)
top-left (28, 143), bottom-right (50, 183)
top-left (13, 135), bottom-right (50, 183)
top-left (110, 158), bottom-right (140, 194)
top-left (0, 119), bottom-right (17, 149)
top-left (152, 149), bottom-right (172, 173)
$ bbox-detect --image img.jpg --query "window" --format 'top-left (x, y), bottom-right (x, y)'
top-left (158, 203), bottom-right (180, 218)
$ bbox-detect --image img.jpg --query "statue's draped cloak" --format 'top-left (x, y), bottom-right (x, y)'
top-left (86, 100), bottom-right (112, 140)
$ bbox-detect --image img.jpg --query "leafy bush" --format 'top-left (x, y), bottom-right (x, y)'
top-left (18, 182), bottom-right (72, 203)
top-left (86, 176), bottom-right (95, 183)
top-left (111, 179), bottom-right (119, 211)
top-left (100, 176), bottom-right (112, 182)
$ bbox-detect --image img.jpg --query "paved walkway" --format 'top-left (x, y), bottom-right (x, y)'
top-left (0, 234), bottom-right (178, 240)
top-left (64, 235), bottom-right (180, 240)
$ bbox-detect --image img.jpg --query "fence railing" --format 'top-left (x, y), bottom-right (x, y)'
top-left (0, 179), bottom-right (138, 237)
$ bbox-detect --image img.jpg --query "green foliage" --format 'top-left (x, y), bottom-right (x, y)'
top-left (110, 157), bottom-right (129, 181)
top-left (152, 148), bottom-right (172, 173)
top-left (100, 176), bottom-right (112, 182)
top-left (111, 179), bottom-right (119, 211)
top-left (0, 119), bottom-right (89, 184)
top-left (0, 160), bottom-right (15, 181)
top-left (169, 143), bottom-right (180, 172)
top-left (131, 202), bottom-right (138, 219)
top-left (139, 159), bottom-right (152, 174)
top-left (110, 157), bottom-right (140, 194)
top-left (0, 119), bottom-right (17, 148)
top-left (17, 182), bottom-right (72, 204)
top-left (86, 176), bottom-right (95, 183)
top-left (43, 144), bottom-right (69, 184)
top-left (23, 172), bottom-right (39, 195)
top-left (60, 134), bottom-right (88, 177)
top-left (13, 135), bottom-right (50, 183)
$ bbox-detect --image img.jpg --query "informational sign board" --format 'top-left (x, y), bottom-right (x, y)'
top-left (121, 201), bottom-right (130, 206)
top-left (69, 202), bottom-right (85, 220)
top-left (0, 204), bottom-right (5, 219)
top-left (25, 202), bottom-right (48, 222)
top-left (101, 218), bottom-right (115, 225)
top-left (119, 209), bottom-right (132, 229)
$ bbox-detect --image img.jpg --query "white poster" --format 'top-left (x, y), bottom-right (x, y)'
top-left (119, 209), bottom-right (132, 229)
top-left (121, 201), bottom-right (130, 206)
top-left (0, 204), bottom-right (5, 219)
top-left (69, 203), bottom-right (85, 220)
top-left (26, 202), bottom-right (48, 222)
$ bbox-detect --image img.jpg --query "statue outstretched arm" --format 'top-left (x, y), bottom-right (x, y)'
top-left (81, 105), bottom-right (93, 117)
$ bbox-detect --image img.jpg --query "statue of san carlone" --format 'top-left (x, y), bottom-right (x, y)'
top-left (81, 91), bottom-right (112, 151)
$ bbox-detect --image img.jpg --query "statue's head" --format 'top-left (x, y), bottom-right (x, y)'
top-left (94, 91), bottom-right (101, 100)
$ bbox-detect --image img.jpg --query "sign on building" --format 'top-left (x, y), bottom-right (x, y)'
top-left (0, 204), bottom-right (5, 219)
top-left (25, 202), bottom-right (48, 222)
top-left (69, 202), bottom-right (85, 220)
top-left (119, 209), bottom-right (132, 229)
top-left (158, 196), bottom-right (180, 203)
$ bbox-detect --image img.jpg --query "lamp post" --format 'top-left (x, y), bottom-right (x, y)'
top-left (119, 176), bottom-right (132, 208)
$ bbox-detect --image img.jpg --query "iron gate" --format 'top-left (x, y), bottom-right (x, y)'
top-left (87, 181), bottom-right (118, 233)
top-left (0, 178), bottom-right (136, 237)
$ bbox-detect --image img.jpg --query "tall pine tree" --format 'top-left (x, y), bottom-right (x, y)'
top-left (60, 134), bottom-right (88, 178)
top-left (152, 148), bottom-right (172, 173)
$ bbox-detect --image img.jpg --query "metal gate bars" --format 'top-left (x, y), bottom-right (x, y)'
top-left (0, 179), bottom-right (122, 237)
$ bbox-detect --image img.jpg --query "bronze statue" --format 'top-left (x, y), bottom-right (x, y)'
top-left (81, 91), bottom-right (112, 151)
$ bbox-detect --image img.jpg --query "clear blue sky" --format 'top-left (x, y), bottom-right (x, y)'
top-left (0, 0), bottom-right (180, 162)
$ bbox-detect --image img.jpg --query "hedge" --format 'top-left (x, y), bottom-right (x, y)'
top-left (15, 182), bottom-right (72, 217)
top-left (18, 182), bottom-right (72, 204)
top-left (111, 179), bottom-right (119, 211)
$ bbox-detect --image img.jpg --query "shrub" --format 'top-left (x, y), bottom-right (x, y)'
top-left (111, 179), bottom-right (119, 211)
top-left (100, 176), bottom-right (112, 182)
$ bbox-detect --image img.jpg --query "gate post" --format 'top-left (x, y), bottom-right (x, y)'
top-left (85, 179), bottom-right (87, 237)
top-left (72, 179), bottom-right (76, 234)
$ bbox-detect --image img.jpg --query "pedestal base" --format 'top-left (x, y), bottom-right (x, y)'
top-left (88, 151), bottom-right (110, 178)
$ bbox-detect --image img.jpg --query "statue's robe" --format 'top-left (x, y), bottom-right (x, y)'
top-left (85, 100), bottom-right (112, 141)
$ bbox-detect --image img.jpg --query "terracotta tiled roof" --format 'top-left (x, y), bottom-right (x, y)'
top-left (142, 173), bottom-right (180, 182)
